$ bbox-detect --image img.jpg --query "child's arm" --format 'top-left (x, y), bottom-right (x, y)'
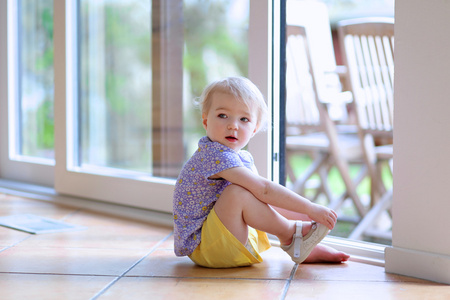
top-left (215, 166), bottom-right (337, 230)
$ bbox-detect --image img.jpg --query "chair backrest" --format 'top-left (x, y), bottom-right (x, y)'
top-left (337, 17), bottom-right (394, 138)
top-left (286, 0), bottom-right (340, 100)
top-left (285, 25), bottom-right (324, 135)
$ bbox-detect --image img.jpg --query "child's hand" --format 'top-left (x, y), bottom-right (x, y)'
top-left (309, 203), bottom-right (337, 230)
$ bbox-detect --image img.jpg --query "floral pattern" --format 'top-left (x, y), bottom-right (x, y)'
top-left (173, 136), bottom-right (254, 256)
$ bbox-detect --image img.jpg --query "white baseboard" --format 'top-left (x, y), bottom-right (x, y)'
top-left (385, 246), bottom-right (450, 284)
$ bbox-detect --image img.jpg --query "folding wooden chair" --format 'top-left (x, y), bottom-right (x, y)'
top-left (285, 25), bottom-right (368, 218)
top-left (337, 18), bottom-right (394, 240)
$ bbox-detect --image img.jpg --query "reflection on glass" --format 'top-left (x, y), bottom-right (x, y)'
top-left (18, 0), bottom-right (54, 160)
top-left (182, 0), bottom-right (249, 158)
top-left (79, 0), bottom-right (152, 173)
top-left (77, 0), bottom-right (249, 177)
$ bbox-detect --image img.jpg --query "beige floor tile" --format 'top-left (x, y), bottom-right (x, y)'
top-left (155, 235), bottom-right (175, 250)
top-left (293, 261), bottom-right (427, 282)
top-left (0, 273), bottom-right (113, 300)
top-left (285, 280), bottom-right (449, 300)
top-left (17, 228), bottom-right (170, 250)
top-left (98, 277), bottom-right (287, 300)
top-left (126, 246), bottom-right (295, 280)
top-left (61, 209), bottom-right (161, 227)
top-left (0, 195), bottom-right (77, 247)
top-left (0, 194), bottom-right (78, 218)
top-left (17, 213), bottom-right (173, 250)
top-left (0, 226), bottom-right (30, 247)
top-left (0, 246), bottom-right (149, 276)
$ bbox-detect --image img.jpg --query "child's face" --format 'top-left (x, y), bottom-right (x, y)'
top-left (202, 92), bottom-right (258, 151)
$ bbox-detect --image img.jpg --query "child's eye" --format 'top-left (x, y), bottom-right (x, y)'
top-left (241, 117), bottom-right (250, 122)
top-left (218, 114), bottom-right (227, 119)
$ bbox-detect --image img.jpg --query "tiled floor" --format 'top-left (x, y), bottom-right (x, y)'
top-left (0, 193), bottom-right (448, 300)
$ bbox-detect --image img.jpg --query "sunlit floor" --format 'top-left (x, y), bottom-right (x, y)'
top-left (0, 193), bottom-right (447, 300)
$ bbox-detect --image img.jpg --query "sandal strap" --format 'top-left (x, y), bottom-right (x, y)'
top-left (293, 221), bottom-right (303, 258)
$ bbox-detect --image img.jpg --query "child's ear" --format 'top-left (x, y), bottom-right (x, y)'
top-left (251, 124), bottom-right (259, 137)
top-left (202, 113), bottom-right (208, 130)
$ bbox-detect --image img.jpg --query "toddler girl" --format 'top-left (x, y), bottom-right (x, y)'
top-left (173, 77), bottom-right (349, 268)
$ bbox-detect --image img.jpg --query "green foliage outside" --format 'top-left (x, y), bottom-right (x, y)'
top-left (33, 4), bottom-right (54, 151)
top-left (183, 1), bottom-right (248, 97)
top-left (21, 1), bottom-right (54, 157)
top-left (182, 1), bottom-right (249, 156)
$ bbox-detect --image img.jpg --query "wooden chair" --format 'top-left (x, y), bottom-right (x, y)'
top-left (285, 25), bottom-right (368, 218)
top-left (337, 17), bottom-right (394, 240)
top-left (286, 0), bottom-right (349, 122)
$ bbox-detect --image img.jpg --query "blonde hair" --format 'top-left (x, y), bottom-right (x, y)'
top-left (197, 77), bottom-right (268, 132)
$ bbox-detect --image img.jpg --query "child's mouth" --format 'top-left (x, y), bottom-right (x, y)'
top-left (225, 136), bottom-right (237, 142)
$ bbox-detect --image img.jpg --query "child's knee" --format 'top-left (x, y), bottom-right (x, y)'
top-left (223, 184), bottom-right (252, 198)
top-left (218, 184), bottom-right (254, 206)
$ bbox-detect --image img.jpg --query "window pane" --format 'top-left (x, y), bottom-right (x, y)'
top-left (78, 0), bottom-right (152, 173)
top-left (18, 0), bottom-right (54, 160)
top-left (285, 0), bottom-right (394, 244)
top-left (182, 0), bottom-right (249, 158)
top-left (76, 0), bottom-right (249, 178)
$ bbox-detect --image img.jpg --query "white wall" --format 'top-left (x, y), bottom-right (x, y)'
top-left (385, 0), bottom-right (450, 284)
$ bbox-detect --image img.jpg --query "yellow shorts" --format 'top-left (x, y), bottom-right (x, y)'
top-left (189, 208), bottom-right (271, 268)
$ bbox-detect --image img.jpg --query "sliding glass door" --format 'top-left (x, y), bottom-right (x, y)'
top-left (1, 0), bottom-right (273, 212)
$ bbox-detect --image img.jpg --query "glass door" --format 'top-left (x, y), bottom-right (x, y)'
top-left (53, 0), bottom-right (273, 212)
top-left (282, 0), bottom-right (394, 245)
top-left (1, 0), bottom-right (274, 213)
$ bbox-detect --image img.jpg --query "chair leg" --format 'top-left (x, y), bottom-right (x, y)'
top-left (318, 164), bottom-right (333, 204)
top-left (368, 162), bottom-right (386, 207)
top-left (292, 152), bottom-right (328, 195)
top-left (348, 189), bottom-right (393, 240)
top-left (285, 152), bottom-right (298, 185)
top-left (310, 164), bottom-right (331, 203)
top-left (333, 156), bottom-right (366, 217)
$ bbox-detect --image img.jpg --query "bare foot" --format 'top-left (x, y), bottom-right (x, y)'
top-left (303, 244), bottom-right (350, 263)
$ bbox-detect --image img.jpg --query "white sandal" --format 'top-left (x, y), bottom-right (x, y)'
top-left (280, 221), bottom-right (329, 264)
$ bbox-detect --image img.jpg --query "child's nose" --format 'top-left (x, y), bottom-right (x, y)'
top-left (227, 120), bottom-right (238, 130)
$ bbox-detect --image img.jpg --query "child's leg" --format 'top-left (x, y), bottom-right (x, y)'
top-left (214, 184), bottom-right (309, 246)
top-left (271, 206), bottom-right (312, 222)
top-left (214, 184), bottom-right (349, 263)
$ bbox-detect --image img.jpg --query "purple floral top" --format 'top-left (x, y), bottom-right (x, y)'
top-left (173, 136), bottom-right (255, 256)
